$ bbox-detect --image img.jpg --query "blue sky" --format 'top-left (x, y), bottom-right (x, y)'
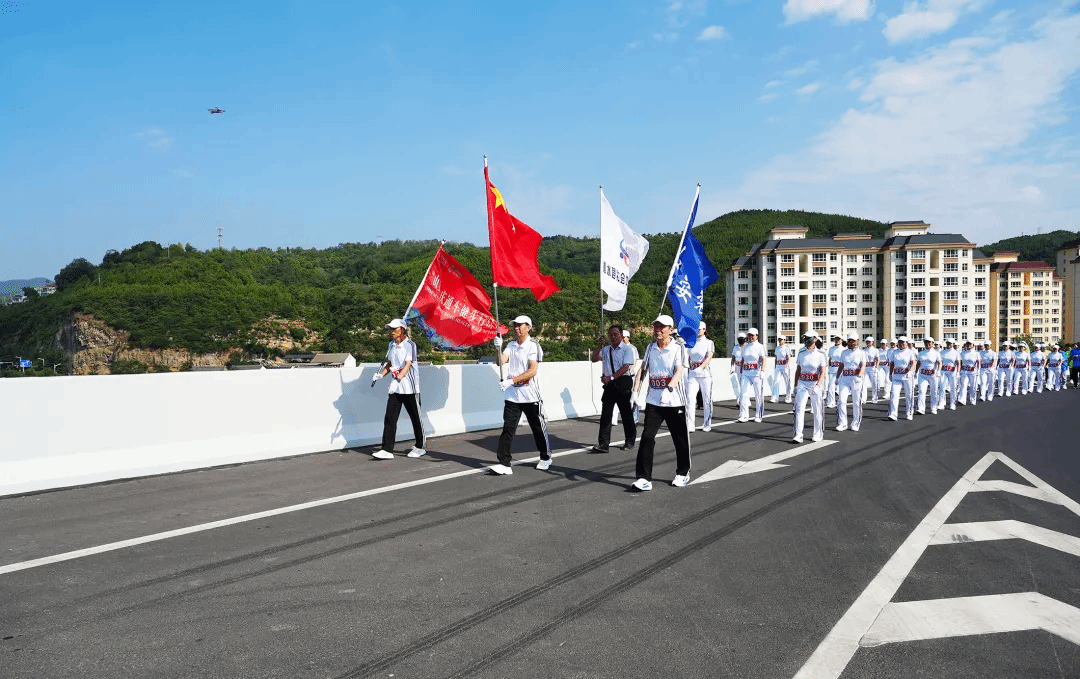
top-left (2, 0), bottom-right (1078, 280)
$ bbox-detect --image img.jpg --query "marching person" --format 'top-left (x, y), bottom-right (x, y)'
top-left (371, 318), bottom-right (426, 460)
top-left (826, 334), bottom-right (844, 408)
top-left (978, 340), bottom-right (996, 402)
top-left (1030, 343), bottom-right (1047, 394)
top-left (630, 314), bottom-right (692, 491)
top-left (938, 339), bottom-right (960, 410)
top-left (887, 337), bottom-right (917, 421)
top-left (489, 316), bottom-right (552, 475)
top-left (878, 338), bottom-right (890, 398)
top-left (590, 325), bottom-right (637, 453)
top-left (730, 332), bottom-right (747, 400)
top-left (792, 330), bottom-right (827, 443)
top-left (771, 336), bottom-right (793, 404)
top-left (685, 322), bottom-right (716, 432)
top-left (997, 342), bottom-right (1014, 397)
top-left (1013, 343), bottom-right (1031, 396)
top-left (835, 332), bottom-right (866, 432)
top-left (958, 340), bottom-right (981, 406)
top-left (624, 329), bottom-right (642, 421)
top-left (1070, 343), bottom-right (1080, 388)
top-left (916, 337), bottom-right (942, 415)
top-left (1047, 344), bottom-right (1064, 391)
top-left (738, 327), bottom-right (766, 423)
top-left (861, 336), bottom-right (879, 405)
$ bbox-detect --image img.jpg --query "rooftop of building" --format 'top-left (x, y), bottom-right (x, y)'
top-left (990, 260), bottom-right (1056, 271)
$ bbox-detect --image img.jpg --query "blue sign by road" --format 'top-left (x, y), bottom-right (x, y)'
top-left (18, 359), bottom-right (31, 368)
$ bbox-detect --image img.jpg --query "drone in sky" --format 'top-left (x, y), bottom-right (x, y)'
top-left (207, 107), bottom-right (225, 114)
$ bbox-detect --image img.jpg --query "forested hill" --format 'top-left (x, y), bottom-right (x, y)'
top-left (0, 209), bottom-right (887, 372)
top-left (978, 230), bottom-right (1080, 265)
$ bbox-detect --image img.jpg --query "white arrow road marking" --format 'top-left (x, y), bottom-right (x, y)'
top-left (793, 450), bottom-right (1080, 679)
top-left (690, 439), bottom-right (836, 485)
top-left (860, 593), bottom-right (1080, 647)
top-left (931, 520), bottom-right (1080, 557)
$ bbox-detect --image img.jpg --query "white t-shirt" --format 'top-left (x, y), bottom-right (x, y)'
top-left (827, 344), bottom-right (845, 370)
top-left (688, 337), bottom-right (715, 378)
top-left (1048, 351), bottom-right (1064, 367)
top-left (865, 346), bottom-right (879, 367)
top-left (775, 343), bottom-right (791, 367)
top-left (917, 348), bottom-right (941, 374)
top-left (1014, 352), bottom-right (1030, 369)
top-left (732, 344), bottom-right (744, 370)
top-left (839, 347), bottom-right (866, 380)
top-left (890, 348), bottom-right (917, 381)
top-left (796, 347), bottom-right (828, 387)
top-left (503, 338), bottom-right (543, 404)
top-left (644, 340), bottom-right (688, 407)
top-left (386, 339), bottom-right (419, 395)
top-left (960, 349), bottom-right (981, 372)
top-left (979, 349), bottom-right (996, 369)
top-left (739, 341), bottom-right (765, 378)
top-left (1030, 351), bottom-right (1046, 367)
top-left (940, 348), bottom-right (960, 373)
top-left (600, 342), bottom-right (635, 378)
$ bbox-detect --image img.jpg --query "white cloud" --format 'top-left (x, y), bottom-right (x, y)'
top-left (765, 79), bottom-right (783, 88)
top-left (135, 127), bottom-right (173, 150)
top-left (784, 59), bottom-right (819, 78)
top-left (797, 81), bottom-right (822, 94)
top-left (783, 0), bottom-right (873, 25)
top-left (759, 93), bottom-right (778, 102)
top-left (882, 0), bottom-right (988, 44)
top-left (698, 25), bottom-right (731, 40)
top-left (727, 10), bottom-right (1080, 244)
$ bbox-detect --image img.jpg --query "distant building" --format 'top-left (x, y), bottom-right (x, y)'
top-left (1055, 239), bottom-right (1080, 342)
top-left (726, 222), bottom-right (992, 352)
top-left (989, 253), bottom-right (1063, 345)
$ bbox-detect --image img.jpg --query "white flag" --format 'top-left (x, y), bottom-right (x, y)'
top-left (600, 188), bottom-right (650, 311)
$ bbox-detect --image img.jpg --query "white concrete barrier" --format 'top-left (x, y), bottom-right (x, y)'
top-left (0, 356), bottom-right (782, 496)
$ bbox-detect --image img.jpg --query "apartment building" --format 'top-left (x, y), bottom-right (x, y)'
top-left (1055, 239), bottom-right (1080, 342)
top-left (988, 253), bottom-right (1063, 345)
top-left (725, 222), bottom-right (993, 353)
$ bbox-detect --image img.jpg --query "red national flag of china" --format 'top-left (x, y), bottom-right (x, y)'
top-left (485, 166), bottom-right (560, 302)
top-left (406, 245), bottom-right (508, 349)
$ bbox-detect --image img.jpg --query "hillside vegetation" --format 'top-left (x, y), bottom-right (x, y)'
top-left (978, 229), bottom-right (1080, 265)
top-left (0, 209), bottom-right (889, 374)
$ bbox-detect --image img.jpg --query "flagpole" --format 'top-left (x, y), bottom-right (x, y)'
top-left (485, 155), bottom-right (505, 380)
top-left (659, 184), bottom-right (701, 315)
top-left (599, 185), bottom-right (606, 343)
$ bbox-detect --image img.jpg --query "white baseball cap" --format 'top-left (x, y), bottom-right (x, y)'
top-left (898, 336), bottom-right (909, 343)
top-left (880, 338), bottom-right (888, 344)
top-left (622, 329), bottom-right (630, 337)
top-left (864, 335), bottom-right (874, 342)
top-left (924, 336), bottom-right (935, 343)
top-left (803, 329), bottom-right (820, 339)
top-left (737, 331), bottom-right (747, 338)
top-left (386, 318), bottom-right (407, 329)
top-left (512, 315), bottom-right (533, 326)
top-left (846, 331), bottom-right (859, 341)
top-left (748, 327), bottom-right (759, 335)
top-left (653, 314), bottom-right (675, 327)
top-left (699, 321), bottom-right (707, 330)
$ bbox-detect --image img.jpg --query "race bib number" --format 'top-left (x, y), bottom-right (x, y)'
top-left (649, 376), bottom-right (671, 389)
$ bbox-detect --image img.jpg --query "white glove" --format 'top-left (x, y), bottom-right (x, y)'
top-left (629, 392), bottom-right (637, 408)
top-left (370, 372), bottom-right (384, 388)
top-left (499, 378), bottom-right (514, 391)
top-left (493, 336), bottom-right (503, 349)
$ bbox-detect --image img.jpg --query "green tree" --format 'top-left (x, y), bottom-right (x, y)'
top-left (55, 258), bottom-right (97, 291)
top-left (22, 286), bottom-right (40, 301)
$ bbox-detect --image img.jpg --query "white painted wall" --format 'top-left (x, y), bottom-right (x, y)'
top-left (0, 358), bottom-right (781, 496)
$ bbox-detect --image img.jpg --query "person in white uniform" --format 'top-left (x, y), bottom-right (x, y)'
top-left (591, 325), bottom-right (637, 453)
top-left (685, 321), bottom-right (716, 432)
top-left (937, 339), bottom-right (960, 410)
top-left (1013, 343), bottom-right (1031, 395)
top-left (958, 340), bottom-right (981, 406)
top-left (1047, 345), bottom-right (1064, 391)
top-left (792, 331), bottom-right (828, 443)
top-left (978, 340), bottom-right (996, 402)
top-left (371, 318), bottom-right (426, 460)
top-left (887, 337), bottom-right (917, 421)
top-left (630, 314), bottom-right (692, 491)
top-left (738, 327), bottom-right (766, 423)
top-left (730, 332), bottom-right (746, 399)
top-left (771, 336), bottom-right (793, 404)
top-left (1029, 344), bottom-right (1047, 394)
top-left (861, 336), bottom-right (879, 405)
top-left (835, 332), bottom-right (867, 432)
top-left (877, 338), bottom-right (890, 396)
top-left (916, 337), bottom-right (942, 415)
top-left (998, 343), bottom-right (1015, 397)
top-left (623, 329), bottom-right (642, 422)
top-left (825, 335), bottom-right (844, 408)
top-left (490, 316), bottom-right (552, 475)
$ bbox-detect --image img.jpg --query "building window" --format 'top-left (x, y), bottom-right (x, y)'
top-left (781, 294), bottom-right (795, 304)
top-left (1011, 272), bottom-right (1021, 279)
top-left (781, 308), bottom-right (795, 317)
top-left (862, 320), bottom-right (874, 329)
top-left (909, 250), bottom-right (926, 259)
top-left (781, 322), bottom-right (795, 331)
top-left (767, 255), bottom-right (776, 263)
top-left (975, 264), bottom-right (986, 272)
top-left (862, 267), bottom-right (873, 276)
top-left (739, 323), bottom-right (749, 332)
top-left (944, 305), bottom-right (958, 314)
top-left (975, 304), bottom-right (986, 313)
top-left (911, 305), bottom-right (925, 314)
top-left (830, 267), bottom-right (837, 275)
top-left (831, 294), bottom-right (839, 302)
top-left (812, 252), bottom-right (827, 262)
top-left (782, 281), bottom-right (795, 290)
top-left (911, 278), bottom-right (925, 287)
top-left (781, 254), bottom-right (794, 263)
top-left (944, 277), bottom-right (958, 286)
top-left (813, 294), bottom-right (827, 303)
top-left (767, 281), bottom-right (776, 290)
top-left (862, 254), bottom-right (874, 262)
top-left (767, 269), bottom-right (776, 277)
top-left (896, 265), bottom-right (907, 274)
top-left (974, 277), bottom-right (985, 286)
top-left (944, 263), bottom-right (958, 272)
top-left (846, 268), bottom-right (858, 276)
top-left (911, 319), bottom-right (925, 329)
top-left (830, 253), bottom-right (838, 261)
top-left (944, 249), bottom-right (958, 258)
top-left (781, 268), bottom-right (795, 277)
top-left (737, 284), bottom-right (749, 292)
top-left (738, 270), bottom-right (749, 279)
top-left (910, 291), bottom-right (926, 302)
top-left (895, 292), bottom-right (906, 302)
top-left (862, 307), bottom-right (873, 316)
top-left (863, 281), bottom-right (873, 289)
top-left (895, 306), bottom-right (906, 316)
top-left (911, 264), bottom-right (925, 273)
top-left (813, 321), bottom-right (826, 331)
top-left (813, 280), bottom-right (827, 289)
top-left (846, 254), bottom-right (857, 263)
top-left (975, 291), bottom-right (986, 300)
top-left (862, 294), bottom-right (874, 302)
top-left (813, 266), bottom-right (827, 276)
top-left (812, 308), bottom-right (827, 317)
top-left (767, 296), bottom-right (776, 305)
top-left (738, 310), bottom-right (749, 318)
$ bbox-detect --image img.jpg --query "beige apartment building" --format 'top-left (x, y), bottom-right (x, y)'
top-left (988, 253), bottom-right (1063, 346)
top-left (726, 222), bottom-right (993, 353)
top-left (1056, 238), bottom-right (1080, 343)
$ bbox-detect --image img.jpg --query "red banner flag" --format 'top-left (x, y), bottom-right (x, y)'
top-left (405, 245), bottom-right (508, 349)
top-left (485, 166), bottom-right (561, 302)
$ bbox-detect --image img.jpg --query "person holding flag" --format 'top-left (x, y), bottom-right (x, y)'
top-left (489, 316), bottom-right (552, 475)
top-left (370, 319), bottom-right (426, 460)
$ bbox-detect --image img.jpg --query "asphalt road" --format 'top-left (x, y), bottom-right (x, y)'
top-left (2, 386), bottom-right (1079, 678)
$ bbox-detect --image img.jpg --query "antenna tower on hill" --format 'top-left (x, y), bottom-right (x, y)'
top-left (217, 226), bottom-right (224, 249)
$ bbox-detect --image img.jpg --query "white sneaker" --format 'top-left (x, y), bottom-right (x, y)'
top-left (754, 417), bottom-right (762, 423)
top-left (792, 435), bottom-right (804, 443)
top-left (930, 409), bottom-right (938, 415)
top-left (950, 405), bottom-right (956, 411)
top-left (771, 398), bottom-right (777, 403)
top-left (906, 414), bottom-right (913, 421)
top-left (785, 398), bottom-right (792, 404)
top-left (631, 478), bottom-right (652, 491)
top-left (836, 425), bottom-right (848, 432)
top-left (851, 424), bottom-right (860, 432)
top-left (888, 414), bottom-right (897, 421)
top-left (702, 424), bottom-right (712, 432)
top-left (371, 450), bottom-right (394, 460)
top-left (811, 433), bottom-right (823, 442)
top-left (489, 464), bottom-right (513, 475)
top-left (737, 417), bottom-right (748, 423)
top-left (688, 426), bottom-right (696, 433)
top-left (671, 474), bottom-right (690, 487)
top-left (535, 458), bottom-right (552, 471)
top-left (407, 447), bottom-right (426, 458)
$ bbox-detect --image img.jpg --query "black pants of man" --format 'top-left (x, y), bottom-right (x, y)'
top-left (382, 393), bottom-right (425, 452)
top-left (597, 391), bottom-right (636, 450)
top-left (636, 404), bottom-right (691, 482)
top-left (496, 401), bottom-right (550, 466)
top-left (1072, 367), bottom-right (1080, 388)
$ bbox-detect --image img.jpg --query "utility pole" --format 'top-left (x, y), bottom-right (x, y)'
top-left (218, 226), bottom-right (224, 249)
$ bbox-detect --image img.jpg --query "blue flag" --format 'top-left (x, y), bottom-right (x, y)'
top-left (667, 191), bottom-right (718, 347)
